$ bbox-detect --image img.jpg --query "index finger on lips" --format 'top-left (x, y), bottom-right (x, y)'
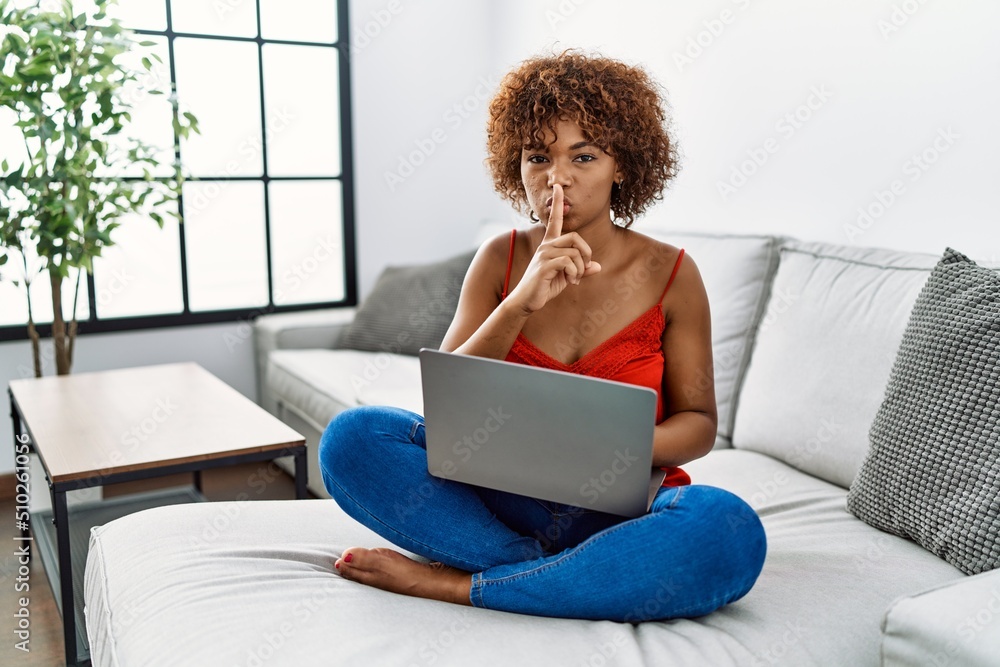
top-left (542, 184), bottom-right (563, 242)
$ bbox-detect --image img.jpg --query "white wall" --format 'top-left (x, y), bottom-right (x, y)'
top-left (486, 0), bottom-right (1000, 260)
top-left (348, 0), bottom-right (513, 298)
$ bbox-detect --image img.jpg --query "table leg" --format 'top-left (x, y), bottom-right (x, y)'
top-left (294, 448), bottom-right (308, 499)
top-left (53, 489), bottom-right (78, 666)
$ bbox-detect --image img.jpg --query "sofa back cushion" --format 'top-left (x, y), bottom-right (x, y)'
top-left (731, 240), bottom-right (945, 488)
top-left (645, 230), bottom-right (786, 449)
top-left (337, 250), bottom-right (475, 355)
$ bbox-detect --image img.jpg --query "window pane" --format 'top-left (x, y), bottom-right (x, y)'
top-left (0, 250), bottom-right (89, 327)
top-left (170, 0), bottom-right (257, 38)
top-left (184, 181), bottom-right (269, 311)
top-left (260, 0), bottom-right (337, 43)
top-left (103, 36), bottom-right (175, 179)
top-left (92, 191), bottom-right (184, 318)
top-left (269, 181), bottom-right (344, 306)
top-left (173, 38), bottom-right (263, 178)
top-left (106, 0), bottom-right (167, 31)
top-left (262, 44), bottom-right (341, 177)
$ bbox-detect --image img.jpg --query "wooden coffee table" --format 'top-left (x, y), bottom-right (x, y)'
top-left (8, 362), bottom-right (307, 666)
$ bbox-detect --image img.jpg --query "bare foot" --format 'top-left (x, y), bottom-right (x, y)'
top-left (334, 547), bottom-right (473, 606)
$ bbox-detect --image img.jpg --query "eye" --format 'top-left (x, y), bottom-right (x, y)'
top-left (525, 154), bottom-right (548, 164)
top-left (575, 154), bottom-right (597, 163)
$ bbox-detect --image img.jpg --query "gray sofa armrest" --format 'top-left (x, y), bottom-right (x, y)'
top-left (253, 307), bottom-right (357, 416)
top-left (881, 567), bottom-right (1000, 666)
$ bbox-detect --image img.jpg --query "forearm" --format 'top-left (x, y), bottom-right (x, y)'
top-left (651, 411), bottom-right (717, 467)
top-left (444, 299), bottom-right (531, 361)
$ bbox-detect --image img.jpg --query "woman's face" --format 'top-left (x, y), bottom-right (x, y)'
top-left (520, 118), bottom-right (621, 232)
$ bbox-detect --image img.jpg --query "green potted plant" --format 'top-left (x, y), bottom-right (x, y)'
top-left (0, 0), bottom-right (198, 376)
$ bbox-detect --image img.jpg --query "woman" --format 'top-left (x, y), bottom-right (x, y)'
top-left (319, 51), bottom-right (766, 622)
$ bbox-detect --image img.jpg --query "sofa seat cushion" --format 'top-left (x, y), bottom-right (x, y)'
top-left (85, 450), bottom-right (963, 667)
top-left (267, 349), bottom-right (422, 431)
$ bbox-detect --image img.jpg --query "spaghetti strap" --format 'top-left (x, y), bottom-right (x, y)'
top-left (501, 229), bottom-right (517, 300)
top-left (658, 248), bottom-right (685, 304)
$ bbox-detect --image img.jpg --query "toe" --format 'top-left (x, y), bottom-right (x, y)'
top-left (334, 547), bottom-right (363, 574)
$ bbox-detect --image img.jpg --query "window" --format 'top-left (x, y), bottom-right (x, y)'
top-left (0, 0), bottom-right (356, 339)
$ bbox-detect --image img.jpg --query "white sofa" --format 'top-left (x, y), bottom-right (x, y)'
top-left (83, 230), bottom-right (1000, 666)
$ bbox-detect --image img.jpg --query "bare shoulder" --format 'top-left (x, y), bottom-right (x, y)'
top-left (628, 231), bottom-right (708, 314)
top-left (476, 230), bottom-right (516, 264)
top-left (465, 229), bottom-right (520, 300)
top-left (625, 230), bottom-right (685, 280)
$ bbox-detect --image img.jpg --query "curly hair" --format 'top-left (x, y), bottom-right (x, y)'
top-left (485, 50), bottom-right (681, 227)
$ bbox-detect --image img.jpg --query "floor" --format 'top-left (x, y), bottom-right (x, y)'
top-left (0, 463), bottom-right (311, 667)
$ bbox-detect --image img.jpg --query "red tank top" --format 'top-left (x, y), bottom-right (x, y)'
top-left (500, 229), bottom-right (691, 488)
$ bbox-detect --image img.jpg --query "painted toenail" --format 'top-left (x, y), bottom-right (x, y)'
top-left (345, 553), bottom-right (353, 563)
top-left (335, 562), bottom-right (340, 570)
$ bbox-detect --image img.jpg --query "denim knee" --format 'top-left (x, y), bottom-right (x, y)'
top-left (649, 485), bottom-right (766, 615)
top-left (699, 486), bottom-right (767, 599)
top-left (319, 405), bottom-right (423, 497)
top-left (318, 406), bottom-right (374, 496)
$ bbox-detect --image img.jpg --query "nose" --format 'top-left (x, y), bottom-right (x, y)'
top-left (546, 161), bottom-right (571, 188)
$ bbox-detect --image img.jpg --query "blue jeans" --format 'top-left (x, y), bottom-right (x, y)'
top-left (319, 406), bottom-right (766, 622)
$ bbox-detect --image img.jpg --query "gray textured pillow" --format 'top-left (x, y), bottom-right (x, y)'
top-left (337, 250), bottom-right (475, 355)
top-left (847, 247), bottom-right (1000, 575)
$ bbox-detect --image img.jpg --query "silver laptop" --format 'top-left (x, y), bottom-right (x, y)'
top-left (419, 349), bottom-right (666, 518)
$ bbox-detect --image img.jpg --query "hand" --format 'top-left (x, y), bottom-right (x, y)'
top-left (508, 184), bottom-right (602, 315)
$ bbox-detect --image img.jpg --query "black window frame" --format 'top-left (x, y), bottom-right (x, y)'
top-left (0, 0), bottom-right (356, 342)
